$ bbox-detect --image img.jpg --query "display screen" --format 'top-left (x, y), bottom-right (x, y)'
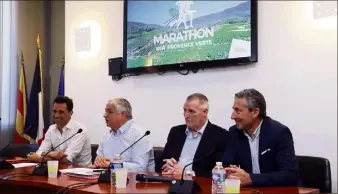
top-left (124, 0), bottom-right (256, 71)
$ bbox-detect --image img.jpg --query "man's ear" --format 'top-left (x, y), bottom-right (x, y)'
top-left (70, 111), bottom-right (73, 116)
top-left (121, 111), bottom-right (127, 117)
top-left (203, 108), bottom-right (209, 115)
top-left (253, 108), bottom-right (260, 118)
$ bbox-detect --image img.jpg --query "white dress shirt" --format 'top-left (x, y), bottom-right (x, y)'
top-left (36, 118), bottom-right (92, 166)
top-left (244, 120), bottom-right (263, 174)
top-left (96, 120), bottom-right (154, 172)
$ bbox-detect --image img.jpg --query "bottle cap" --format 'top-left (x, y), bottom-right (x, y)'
top-left (216, 162), bottom-right (222, 166)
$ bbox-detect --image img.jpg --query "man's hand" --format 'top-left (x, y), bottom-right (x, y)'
top-left (27, 152), bottom-right (41, 162)
top-left (48, 151), bottom-right (67, 160)
top-left (93, 156), bottom-right (110, 168)
top-left (161, 158), bottom-right (177, 172)
top-left (225, 167), bottom-right (252, 186)
top-left (161, 158), bottom-right (183, 175)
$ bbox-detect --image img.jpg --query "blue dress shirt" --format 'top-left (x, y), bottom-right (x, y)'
top-left (96, 120), bottom-right (154, 172)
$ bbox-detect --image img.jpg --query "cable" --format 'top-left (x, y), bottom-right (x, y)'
top-left (177, 69), bottom-right (189, 75)
top-left (55, 182), bottom-right (88, 194)
top-left (63, 183), bottom-right (97, 194)
top-left (0, 173), bottom-right (31, 186)
top-left (191, 69), bottom-right (199, 73)
top-left (0, 173), bottom-right (30, 179)
top-left (157, 71), bottom-right (166, 75)
top-left (111, 73), bottom-right (141, 81)
top-left (55, 182), bottom-right (97, 194)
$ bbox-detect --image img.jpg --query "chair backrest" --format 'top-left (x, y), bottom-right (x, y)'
top-left (0, 144), bottom-right (39, 158)
top-left (153, 146), bottom-right (164, 170)
top-left (91, 144), bottom-right (99, 164)
top-left (296, 155), bottom-right (331, 193)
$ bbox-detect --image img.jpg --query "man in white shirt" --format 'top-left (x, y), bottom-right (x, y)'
top-left (27, 96), bottom-right (92, 166)
top-left (91, 98), bottom-right (154, 172)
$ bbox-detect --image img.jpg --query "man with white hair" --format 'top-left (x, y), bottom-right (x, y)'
top-left (156, 93), bottom-right (229, 177)
top-left (91, 98), bottom-right (154, 172)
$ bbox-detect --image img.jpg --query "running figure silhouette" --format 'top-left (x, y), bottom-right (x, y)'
top-left (169, 1), bottom-right (196, 29)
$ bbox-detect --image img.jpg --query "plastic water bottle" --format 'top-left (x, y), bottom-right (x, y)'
top-left (110, 154), bottom-right (123, 186)
top-left (211, 162), bottom-right (226, 193)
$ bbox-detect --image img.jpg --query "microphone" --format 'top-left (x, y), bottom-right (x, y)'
top-left (0, 125), bottom-right (32, 169)
top-left (168, 150), bottom-right (215, 194)
top-left (31, 128), bottom-right (83, 176)
top-left (98, 130), bottom-right (151, 183)
top-left (136, 174), bottom-right (174, 183)
top-left (120, 130), bottom-right (150, 155)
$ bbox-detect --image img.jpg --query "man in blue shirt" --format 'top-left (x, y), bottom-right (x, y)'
top-left (91, 98), bottom-right (154, 172)
top-left (223, 89), bottom-right (299, 187)
top-left (156, 93), bottom-right (229, 177)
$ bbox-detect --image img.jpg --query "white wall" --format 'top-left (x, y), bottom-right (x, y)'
top-left (65, 1), bottom-right (337, 191)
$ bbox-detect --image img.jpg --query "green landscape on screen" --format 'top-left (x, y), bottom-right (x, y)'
top-left (126, 1), bottom-right (252, 68)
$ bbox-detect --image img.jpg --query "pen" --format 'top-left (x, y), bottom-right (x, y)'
top-left (93, 169), bottom-right (106, 172)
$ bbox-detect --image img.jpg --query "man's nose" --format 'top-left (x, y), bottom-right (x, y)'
top-left (231, 112), bottom-right (236, 120)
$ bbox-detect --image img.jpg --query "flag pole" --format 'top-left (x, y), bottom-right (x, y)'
top-left (61, 57), bottom-right (65, 66)
top-left (37, 34), bottom-right (43, 108)
top-left (21, 50), bottom-right (28, 104)
top-left (57, 57), bottom-right (65, 97)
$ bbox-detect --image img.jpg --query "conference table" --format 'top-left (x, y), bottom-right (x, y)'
top-left (0, 158), bottom-right (319, 194)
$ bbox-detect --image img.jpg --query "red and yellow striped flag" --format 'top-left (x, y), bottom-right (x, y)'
top-left (14, 52), bottom-right (28, 143)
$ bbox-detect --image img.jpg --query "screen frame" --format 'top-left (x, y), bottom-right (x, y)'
top-left (122, 0), bottom-right (258, 74)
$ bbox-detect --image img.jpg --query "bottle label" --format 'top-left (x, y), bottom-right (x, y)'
top-left (212, 173), bottom-right (225, 182)
top-left (110, 162), bottom-right (123, 169)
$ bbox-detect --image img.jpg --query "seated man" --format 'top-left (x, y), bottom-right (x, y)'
top-left (223, 88), bottom-right (299, 186)
top-left (156, 93), bottom-right (229, 177)
top-left (91, 98), bottom-right (154, 172)
top-left (27, 96), bottom-right (92, 166)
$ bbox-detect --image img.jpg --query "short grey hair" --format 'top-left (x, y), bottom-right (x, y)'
top-left (235, 89), bottom-right (266, 118)
top-left (186, 93), bottom-right (209, 110)
top-left (108, 98), bottom-right (133, 120)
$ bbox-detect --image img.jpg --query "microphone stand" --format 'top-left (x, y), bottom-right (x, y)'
top-left (168, 150), bottom-right (215, 194)
top-left (98, 130), bottom-right (151, 183)
top-left (31, 129), bottom-right (83, 176)
top-left (0, 125), bottom-right (32, 169)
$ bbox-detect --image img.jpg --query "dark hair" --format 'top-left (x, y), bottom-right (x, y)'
top-left (235, 89), bottom-right (266, 118)
top-left (53, 96), bottom-right (74, 112)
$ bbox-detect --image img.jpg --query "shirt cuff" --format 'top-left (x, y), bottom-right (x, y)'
top-left (36, 150), bottom-right (43, 156)
top-left (66, 154), bottom-right (74, 163)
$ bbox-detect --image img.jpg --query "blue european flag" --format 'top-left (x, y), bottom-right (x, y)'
top-left (58, 64), bottom-right (64, 96)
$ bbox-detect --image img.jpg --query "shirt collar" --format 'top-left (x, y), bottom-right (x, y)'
top-left (111, 120), bottom-right (133, 135)
top-left (54, 118), bottom-right (74, 132)
top-left (185, 120), bottom-right (208, 137)
top-left (244, 120), bottom-right (263, 140)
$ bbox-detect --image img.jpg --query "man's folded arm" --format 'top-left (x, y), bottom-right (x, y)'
top-left (64, 132), bottom-right (88, 164)
top-left (35, 129), bottom-right (53, 156)
top-left (124, 150), bottom-right (151, 172)
top-left (155, 127), bottom-right (174, 173)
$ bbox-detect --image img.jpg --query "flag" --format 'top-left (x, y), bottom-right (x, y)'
top-left (24, 34), bottom-right (45, 144)
top-left (14, 51), bottom-right (29, 143)
top-left (58, 60), bottom-right (65, 96)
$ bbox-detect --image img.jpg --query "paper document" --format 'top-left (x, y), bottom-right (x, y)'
top-left (228, 38), bottom-right (251, 58)
top-left (12, 163), bottom-right (38, 168)
top-left (59, 168), bottom-right (106, 176)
